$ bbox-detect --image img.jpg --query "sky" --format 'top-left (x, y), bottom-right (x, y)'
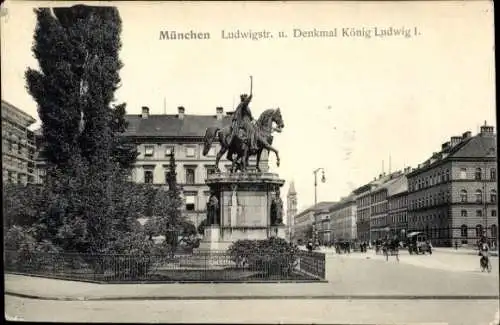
top-left (1, 1), bottom-right (496, 213)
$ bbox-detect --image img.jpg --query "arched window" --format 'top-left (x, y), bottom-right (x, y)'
top-left (491, 225), bottom-right (497, 238)
top-left (460, 190), bottom-right (468, 203)
top-left (476, 224), bottom-right (483, 238)
top-left (475, 189), bottom-right (483, 203)
top-left (491, 168), bottom-right (497, 181)
top-left (446, 169), bottom-right (450, 181)
top-left (475, 168), bottom-right (482, 180)
top-left (491, 190), bottom-right (497, 203)
top-left (461, 225), bottom-right (468, 238)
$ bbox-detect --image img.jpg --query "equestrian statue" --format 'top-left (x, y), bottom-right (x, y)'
top-left (202, 76), bottom-right (285, 173)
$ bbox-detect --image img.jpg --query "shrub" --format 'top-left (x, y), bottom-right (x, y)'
top-left (227, 238), bottom-right (299, 276)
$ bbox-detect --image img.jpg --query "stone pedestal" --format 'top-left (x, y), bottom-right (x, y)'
top-left (201, 171), bottom-right (286, 252)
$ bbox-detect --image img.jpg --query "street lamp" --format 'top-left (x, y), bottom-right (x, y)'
top-left (313, 167), bottom-right (326, 206)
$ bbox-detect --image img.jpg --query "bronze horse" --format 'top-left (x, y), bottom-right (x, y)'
top-left (202, 108), bottom-right (284, 172)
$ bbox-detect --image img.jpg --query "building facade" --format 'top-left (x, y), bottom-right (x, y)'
top-left (2, 100), bottom-right (37, 185)
top-left (292, 201), bottom-right (336, 244)
top-left (124, 106), bottom-right (269, 227)
top-left (329, 194), bottom-right (357, 241)
top-left (370, 170), bottom-right (412, 240)
top-left (314, 207), bottom-right (333, 244)
top-left (286, 181), bottom-right (298, 241)
top-left (407, 124), bottom-right (497, 247)
top-left (387, 174), bottom-right (409, 237)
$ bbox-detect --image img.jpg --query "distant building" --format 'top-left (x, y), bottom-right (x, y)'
top-left (329, 194), bottom-right (357, 242)
top-left (2, 100), bottom-right (37, 185)
top-left (314, 205), bottom-right (335, 244)
top-left (286, 181), bottom-right (298, 240)
top-left (407, 123), bottom-right (497, 247)
top-left (386, 172), bottom-right (410, 237)
top-left (370, 169), bottom-right (412, 240)
top-left (293, 201), bottom-right (336, 244)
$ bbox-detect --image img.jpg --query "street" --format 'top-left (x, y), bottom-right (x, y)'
top-left (5, 296), bottom-right (499, 325)
top-left (5, 250), bottom-right (499, 324)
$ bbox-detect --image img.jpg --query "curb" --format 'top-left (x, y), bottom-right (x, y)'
top-left (6, 291), bottom-right (500, 301)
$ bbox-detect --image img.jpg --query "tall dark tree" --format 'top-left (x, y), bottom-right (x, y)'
top-left (23, 5), bottom-right (144, 254)
top-left (26, 5), bottom-right (125, 172)
top-left (25, 8), bottom-right (84, 172)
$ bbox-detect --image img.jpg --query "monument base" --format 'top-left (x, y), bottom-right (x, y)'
top-left (197, 172), bottom-right (286, 259)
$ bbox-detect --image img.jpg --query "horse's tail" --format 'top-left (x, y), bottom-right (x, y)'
top-left (203, 127), bottom-right (219, 156)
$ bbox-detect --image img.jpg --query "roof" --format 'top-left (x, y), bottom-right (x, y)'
top-left (123, 114), bottom-right (232, 138)
top-left (386, 175), bottom-right (408, 197)
top-left (449, 135), bottom-right (496, 159)
top-left (1, 100), bottom-right (37, 125)
top-left (295, 201), bottom-right (337, 217)
top-left (409, 129), bottom-right (496, 176)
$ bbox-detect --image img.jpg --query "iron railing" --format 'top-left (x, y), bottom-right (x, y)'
top-left (4, 249), bottom-right (326, 282)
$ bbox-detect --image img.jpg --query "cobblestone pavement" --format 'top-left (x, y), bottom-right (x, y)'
top-left (5, 295), bottom-right (499, 325)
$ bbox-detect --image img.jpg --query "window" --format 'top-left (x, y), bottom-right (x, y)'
top-left (460, 168), bottom-right (467, 179)
top-left (492, 210), bottom-right (497, 217)
top-left (460, 225), bottom-right (468, 238)
top-left (145, 145), bottom-right (154, 157)
top-left (144, 170), bottom-right (153, 184)
top-left (206, 166), bottom-right (216, 179)
top-left (164, 146), bottom-right (173, 156)
top-left (475, 189), bottom-right (483, 203)
top-left (185, 168), bottom-right (195, 184)
top-left (491, 168), bottom-right (497, 180)
top-left (475, 168), bottom-right (482, 180)
top-left (185, 147), bottom-right (196, 157)
top-left (475, 224), bottom-right (483, 238)
top-left (460, 190), bottom-right (468, 202)
top-left (461, 210), bottom-right (467, 217)
top-left (491, 190), bottom-right (497, 203)
top-left (185, 194), bottom-right (196, 211)
top-left (439, 172), bottom-right (444, 182)
top-left (476, 210), bottom-right (482, 217)
top-left (491, 224), bottom-right (498, 238)
top-left (445, 169), bottom-right (450, 181)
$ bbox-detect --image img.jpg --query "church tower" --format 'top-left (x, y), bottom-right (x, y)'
top-left (286, 180), bottom-right (298, 241)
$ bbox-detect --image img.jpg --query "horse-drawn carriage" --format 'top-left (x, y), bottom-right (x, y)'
top-left (406, 232), bottom-right (432, 255)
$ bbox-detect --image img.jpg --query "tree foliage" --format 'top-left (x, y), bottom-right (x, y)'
top-left (20, 5), bottom-right (143, 254)
top-left (26, 5), bottom-right (137, 172)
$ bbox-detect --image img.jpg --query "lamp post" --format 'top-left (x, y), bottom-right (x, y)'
top-left (313, 168), bottom-right (326, 206)
top-left (312, 168), bottom-right (326, 245)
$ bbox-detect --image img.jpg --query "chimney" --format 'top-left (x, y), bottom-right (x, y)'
top-left (462, 131), bottom-right (472, 139)
top-left (141, 106), bottom-right (149, 119)
top-left (177, 106), bottom-right (185, 120)
top-left (480, 121), bottom-right (494, 136)
top-left (441, 141), bottom-right (451, 151)
top-left (450, 136), bottom-right (461, 146)
top-left (216, 107), bottom-right (224, 120)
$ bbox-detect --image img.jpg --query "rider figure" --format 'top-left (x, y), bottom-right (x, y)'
top-left (229, 93), bottom-right (258, 152)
